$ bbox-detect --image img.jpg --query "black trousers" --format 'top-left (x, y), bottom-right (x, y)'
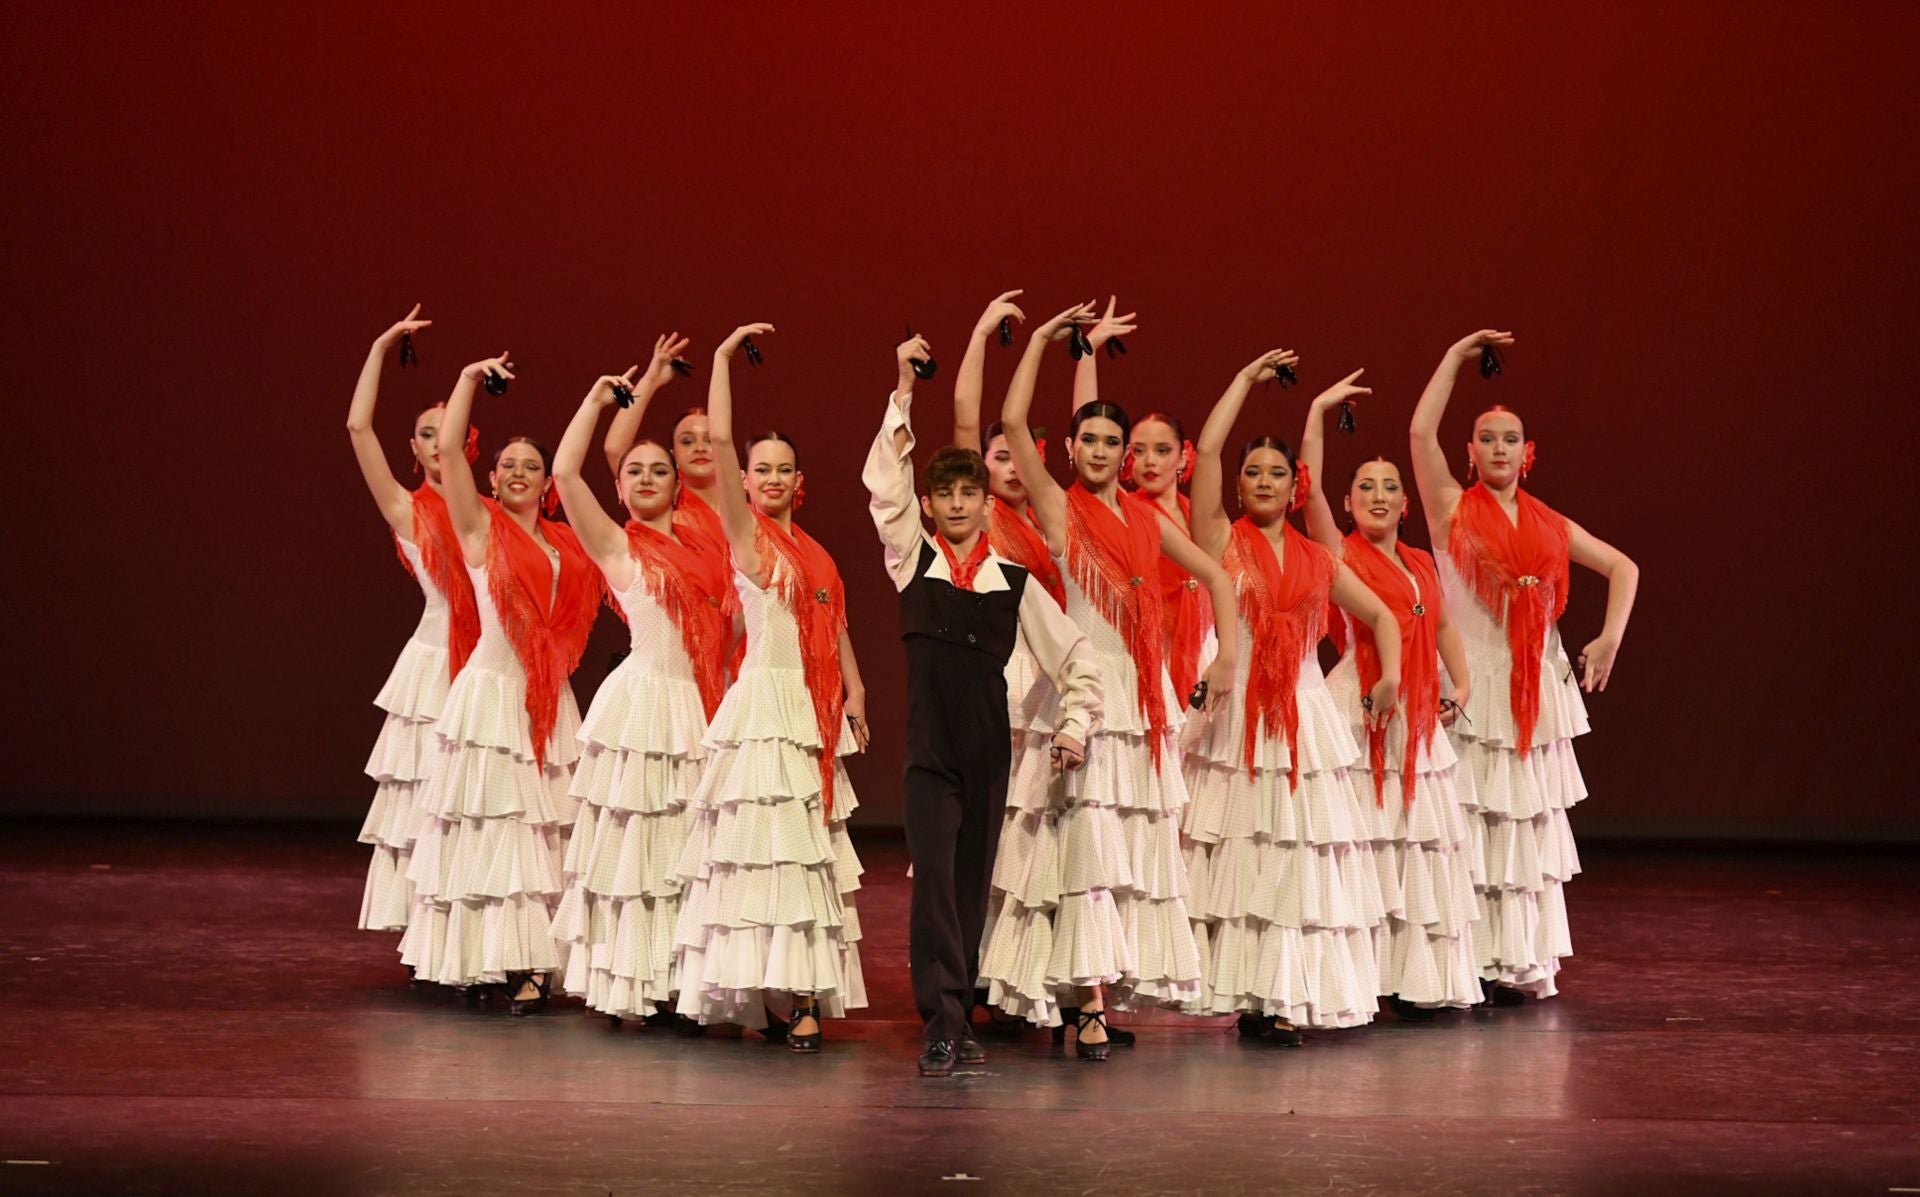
top-left (902, 641), bottom-right (1013, 1043)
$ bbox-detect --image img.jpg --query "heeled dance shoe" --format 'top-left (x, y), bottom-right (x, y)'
top-left (1071, 1008), bottom-right (1113, 1061)
top-left (507, 972), bottom-right (551, 1018)
top-left (1054, 1006), bottom-right (1136, 1047)
top-left (787, 1001), bottom-right (823, 1054)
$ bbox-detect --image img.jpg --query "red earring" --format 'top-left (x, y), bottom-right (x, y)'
top-left (1289, 462), bottom-right (1312, 512)
top-left (1034, 436), bottom-right (1048, 463)
top-left (541, 485), bottom-right (560, 517)
top-left (411, 457), bottom-right (421, 476)
top-left (1521, 441), bottom-right (1537, 480)
top-left (1120, 447), bottom-right (1135, 484)
top-left (1465, 446), bottom-right (1478, 481)
top-left (794, 479), bottom-right (807, 510)
top-left (464, 426), bottom-right (481, 464)
top-left (1178, 439), bottom-right (1195, 484)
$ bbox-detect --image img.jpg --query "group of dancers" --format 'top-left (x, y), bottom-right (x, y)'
top-left (346, 291), bottom-right (1638, 1077)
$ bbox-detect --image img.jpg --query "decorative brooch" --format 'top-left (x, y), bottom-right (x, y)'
top-left (1516, 575), bottom-right (1541, 588)
top-left (815, 588), bottom-right (831, 604)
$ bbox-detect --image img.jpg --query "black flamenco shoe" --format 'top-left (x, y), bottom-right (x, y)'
top-left (645, 1009), bottom-right (678, 1030)
top-left (1484, 981), bottom-right (1527, 1008)
top-left (758, 1005), bottom-right (791, 1042)
top-left (1267, 1018), bottom-right (1303, 1047)
top-left (507, 972), bottom-right (551, 1018)
top-left (1387, 995), bottom-right (1440, 1022)
top-left (956, 1033), bottom-right (986, 1066)
top-left (676, 1015), bottom-right (707, 1038)
top-left (919, 1039), bottom-right (956, 1077)
top-left (1236, 1011), bottom-right (1275, 1040)
top-left (787, 1001), bottom-right (823, 1054)
top-left (1057, 1006), bottom-right (1136, 1046)
top-left (1072, 1008), bottom-right (1113, 1061)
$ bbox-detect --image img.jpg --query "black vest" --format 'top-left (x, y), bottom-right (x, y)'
top-left (899, 539), bottom-right (1026, 665)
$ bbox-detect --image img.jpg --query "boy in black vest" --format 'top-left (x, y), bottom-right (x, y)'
top-left (863, 333), bottom-right (1103, 1077)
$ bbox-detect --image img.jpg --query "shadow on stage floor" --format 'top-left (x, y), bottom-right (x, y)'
top-left (1, 821), bottom-right (1915, 1196)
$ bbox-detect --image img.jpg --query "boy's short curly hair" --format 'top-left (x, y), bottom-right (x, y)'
top-left (924, 445), bottom-right (989, 493)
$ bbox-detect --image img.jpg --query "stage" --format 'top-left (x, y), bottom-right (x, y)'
top-left (1, 823), bottom-right (1914, 1195)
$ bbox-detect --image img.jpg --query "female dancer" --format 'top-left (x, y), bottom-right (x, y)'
top-left (671, 323), bottom-right (870, 1051)
top-left (976, 301), bottom-right (1234, 1059)
top-left (1409, 330), bottom-right (1640, 1002)
top-left (1298, 377), bottom-right (1484, 1015)
top-left (601, 332), bottom-right (726, 545)
top-left (1071, 298), bottom-right (1214, 709)
top-left (549, 359), bottom-right (738, 1024)
top-left (344, 304), bottom-right (480, 942)
top-left (1180, 352), bottom-right (1402, 1044)
top-left (401, 352), bottom-right (602, 1014)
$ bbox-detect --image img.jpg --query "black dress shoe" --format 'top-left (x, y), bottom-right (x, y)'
top-left (956, 1035), bottom-right (986, 1066)
top-left (919, 1040), bottom-right (956, 1077)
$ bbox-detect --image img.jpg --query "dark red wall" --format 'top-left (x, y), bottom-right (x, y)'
top-left (6, 3), bottom-right (1915, 839)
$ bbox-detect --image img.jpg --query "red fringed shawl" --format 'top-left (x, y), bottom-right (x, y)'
top-left (1065, 484), bottom-right (1170, 769)
top-left (1228, 519), bottom-right (1333, 787)
top-left (483, 501), bottom-right (599, 769)
top-left (393, 486), bottom-right (481, 681)
top-left (1447, 483), bottom-right (1569, 756)
top-left (1154, 493), bottom-right (1215, 705)
top-left (753, 511), bottom-right (849, 817)
top-left (675, 489), bottom-right (745, 678)
top-left (1340, 533), bottom-right (1444, 807)
top-left (988, 498), bottom-right (1065, 607)
top-left (618, 519), bottom-right (738, 720)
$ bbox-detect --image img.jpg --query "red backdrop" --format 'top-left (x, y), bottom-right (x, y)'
top-left (5, 2), bottom-right (1915, 840)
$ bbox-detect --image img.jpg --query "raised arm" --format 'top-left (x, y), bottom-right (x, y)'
top-left (1003, 301), bottom-right (1098, 555)
top-left (438, 352), bottom-right (515, 564)
top-left (1191, 348), bottom-right (1300, 560)
top-left (954, 290), bottom-right (1025, 453)
top-left (1159, 523), bottom-right (1238, 713)
top-left (863, 338), bottom-right (930, 592)
top-left (1410, 329), bottom-right (1512, 539)
top-left (1330, 562), bottom-right (1402, 731)
top-left (1565, 521), bottom-right (1639, 693)
top-left (1300, 369), bottom-right (1372, 551)
top-left (708, 322), bottom-right (774, 580)
top-left (1071, 295), bottom-right (1136, 415)
top-left (555, 368), bottom-right (643, 577)
top-left (601, 332), bottom-right (691, 477)
top-left (346, 304), bottom-right (434, 538)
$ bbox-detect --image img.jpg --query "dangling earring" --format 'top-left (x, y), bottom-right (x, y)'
top-left (541, 484), bottom-right (560, 517)
top-left (793, 479), bottom-right (807, 510)
top-left (1289, 462), bottom-right (1312, 513)
top-left (1465, 446), bottom-right (1478, 480)
top-left (1120, 447), bottom-right (1136, 484)
top-left (464, 426), bottom-right (481, 464)
top-left (1178, 440), bottom-right (1195, 484)
top-left (411, 457), bottom-right (422, 477)
top-left (1521, 441), bottom-right (1537, 480)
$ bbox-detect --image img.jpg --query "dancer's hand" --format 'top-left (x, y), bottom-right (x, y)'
top-left (1440, 684), bottom-right (1470, 728)
top-left (1576, 634), bottom-right (1619, 693)
top-left (585, 366), bottom-right (641, 408)
top-left (461, 352), bottom-right (516, 389)
top-left (1085, 295), bottom-right (1136, 350)
top-left (718, 323), bottom-right (774, 359)
top-left (1201, 655), bottom-right (1235, 714)
top-left (643, 332), bottom-right (692, 388)
top-left (1310, 369), bottom-right (1371, 413)
top-left (1448, 329), bottom-right (1514, 362)
top-left (1364, 675), bottom-right (1400, 732)
top-left (1239, 347), bottom-right (1300, 386)
top-left (844, 691), bottom-right (871, 752)
top-left (375, 302), bottom-right (432, 349)
top-left (1049, 733), bottom-right (1085, 771)
top-left (973, 289), bottom-right (1026, 339)
top-left (1033, 300), bottom-right (1099, 344)
top-left (896, 334), bottom-right (933, 392)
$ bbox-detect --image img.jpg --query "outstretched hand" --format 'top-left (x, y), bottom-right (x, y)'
top-left (462, 352), bottom-right (516, 388)
top-left (1310, 369), bottom-right (1371, 413)
top-left (1449, 329), bottom-right (1514, 361)
top-left (974, 289), bottom-right (1027, 339)
top-left (587, 365), bottom-right (642, 407)
top-left (1086, 295), bottom-right (1137, 349)
top-left (1238, 347), bottom-right (1301, 386)
top-left (718, 323), bottom-right (774, 359)
top-left (643, 333), bottom-right (692, 388)
top-left (377, 303), bottom-right (432, 349)
top-left (1034, 300), bottom-right (1100, 344)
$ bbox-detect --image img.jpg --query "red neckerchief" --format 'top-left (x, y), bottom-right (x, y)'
top-left (483, 501), bottom-right (599, 769)
top-left (752, 510), bottom-right (849, 818)
top-left (620, 519), bottom-right (737, 720)
top-left (1065, 483), bottom-right (1170, 770)
top-left (1228, 518), bottom-right (1332, 787)
top-left (393, 486), bottom-right (481, 680)
top-left (936, 531), bottom-right (992, 591)
top-left (1448, 484), bottom-right (1570, 756)
top-left (1340, 533), bottom-right (1444, 807)
top-left (988, 498), bottom-right (1065, 607)
top-left (1153, 493), bottom-right (1214, 705)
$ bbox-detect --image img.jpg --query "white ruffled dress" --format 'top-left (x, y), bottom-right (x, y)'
top-left (551, 567), bottom-right (708, 1018)
top-left (978, 556), bottom-right (1201, 1027)
top-left (400, 554), bottom-right (581, 986)
top-left (357, 537), bottom-right (449, 933)
top-left (1180, 596), bottom-right (1387, 1029)
top-left (1326, 616), bottom-right (1485, 1010)
top-left (670, 554), bottom-right (866, 1028)
top-left (1437, 550), bottom-right (1589, 998)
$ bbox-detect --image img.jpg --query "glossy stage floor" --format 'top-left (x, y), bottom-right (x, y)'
top-left (1, 822), bottom-right (1915, 1196)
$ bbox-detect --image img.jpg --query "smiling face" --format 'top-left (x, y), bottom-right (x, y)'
top-left (1470, 408), bottom-right (1527, 487)
top-left (1070, 415), bottom-right (1127, 489)
top-left (1128, 417), bottom-right (1185, 497)
top-left (410, 405), bottom-right (446, 480)
top-left (491, 440), bottom-right (549, 515)
top-left (672, 411), bottom-right (716, 487)
top-left (1345, 459), bottom-right (1407, 539)
top-left (619, 441), bottom-right (678, 522)
top-left (984, 433), bottom-right (1027, 506)
top-left (921, 477), bottom-right (987, 544)
top-left (1237, 446), bottom-right (1296, 524)
top-left (746, 438), bottom-right (800, 517)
